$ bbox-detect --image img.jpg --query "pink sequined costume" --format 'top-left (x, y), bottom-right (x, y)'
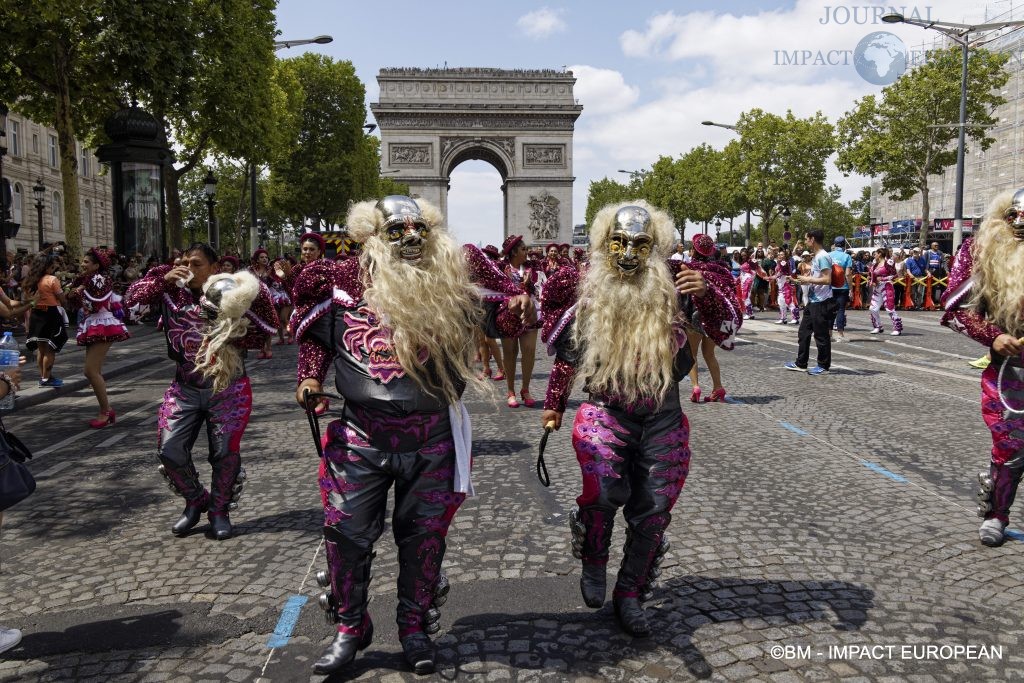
top-left (542, 254), bottom-right (740, 629)
top-left (124, 264), bottom-right (277, 530)
top-left (293, 235), bottom-right (504, 672)
top-left (773, 260), bottom-right (800, 324)
top-left (868, 259), bottom-right (903, 334)
top-left (738, 262), bottom-right (755, 318)
top-left (69, 272), bottom-right (130, 345)
top-left (942, 236), bottom-right (1024, 542)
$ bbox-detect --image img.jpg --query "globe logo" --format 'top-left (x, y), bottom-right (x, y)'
top-left (854, 31), bottom-right (907, 85)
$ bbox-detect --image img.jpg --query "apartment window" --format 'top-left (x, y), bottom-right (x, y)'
top-left (48, 135), bottom-right (58, 167)
top-left (80, 147), bottom-right (90, 178)
top-left (82, 200), bottom-right (92, 236)
top-left (9, 121), bottom-right (19, 157)
top-left (52, 191), bottom-right (61, 231)
top-left (12, 184), bottom-right (22, 225)
top-left (31, 133), bottom-right (38, 155)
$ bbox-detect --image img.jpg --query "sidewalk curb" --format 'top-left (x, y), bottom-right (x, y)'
top-left (12, 325), bottom-right (170, 413)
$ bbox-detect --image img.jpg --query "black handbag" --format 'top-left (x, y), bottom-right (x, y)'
top-left (0, 421), bottom-right (35, 511)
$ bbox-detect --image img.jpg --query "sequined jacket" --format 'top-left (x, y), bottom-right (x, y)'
top-left (540, 260), bottom-right (741, 413)
top-left (124, 265), bottom-right (279, 386)
top-left (68, 272), bottom-right (116, 315)
top-left (292, 245), bottom-right (522, 416)
top-left (940, 238), bottom-right (1005, 348)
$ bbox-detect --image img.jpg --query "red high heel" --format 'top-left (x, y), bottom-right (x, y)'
top-left (506, 392), bottom-right (520, 408)
top-left (492, 371), bottom-right (505, 382)
top-left (690, 386), bottom-right (702, 403)
top-left (520, 389), bottom-right (536, 408)
top-left (704, 388), bottom-right (727, 403)
top-left (89, 410), bottom-right (115, 429)
top-left (257, 350), bottom-right (273, 360)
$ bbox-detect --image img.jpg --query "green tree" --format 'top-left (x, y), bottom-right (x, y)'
top-left (731, 108), bottom-right (835, 245)
top-left (848, 185), bottom-right (872, 226)
top-left (786, 185), bottom-right (857, 245)
top-left (584, 177), bottom-right (631, 225)
top-left (836, 46), bottom-right (1009, 249)
top-left (269, 54), bottom-right (372, 229)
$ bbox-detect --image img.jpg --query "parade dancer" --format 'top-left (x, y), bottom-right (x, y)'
top-left (773, 248), bottom-right (800, 325)
top-left (868, 248), bottom-right (903, 336)
top-left (125, 243), bottom-right (278, 541)
top-left (293, 196), bottom-right (529, 675)
top-left (943, 188), bottom-right (1024, 546)
top-left (69, 248), bottom-right (130, 427)
top-left (737, 260), bottom-right (756, 319)
top-left (282, 232), bottom-right (328, 299)
top-left (540, 202), bottom-right (740, 637)
top-left (250, 248), bottom-right (292, 353)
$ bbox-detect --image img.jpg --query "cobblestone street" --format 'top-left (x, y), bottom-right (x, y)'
top-left (0, 311), bottom-right (1020, 682)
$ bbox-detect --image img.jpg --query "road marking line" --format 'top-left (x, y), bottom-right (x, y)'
top-left (1004, 529), bottom-right (1024, 542)
top-left (260, 538), bottom-right (324, 674)
top-left (860, 460), bottom-right (908, 483)
top-left (779, 421), bottom-right (808, 436)
top-left (266, 595), bottom-right (309, 648)
top-left (36, 461), bottom-right (73, 478)
top-left (95, 432), bottom-right (128, 449)
top-left (884, 339), bottom-right (973, 360)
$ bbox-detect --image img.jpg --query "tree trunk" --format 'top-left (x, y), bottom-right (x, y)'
top-left (918, 181), bottom-right (930, 250)
top-left (53, 40), bottom-right (82, 261)
top-left (165, 169), bottom-right (183, 250)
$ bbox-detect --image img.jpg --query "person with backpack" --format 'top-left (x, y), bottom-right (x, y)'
top-left (867, 247), bottom-right (903, 336)
top-left (830, 237), bottom-right (853, 342)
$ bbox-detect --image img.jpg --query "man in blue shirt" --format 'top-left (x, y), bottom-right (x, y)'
top-left (830, 237), bottom-right (853, 341)
top-left (785, 229), bottom-right (836, 375)
top-left (906, 247), bottom-right (926, 309)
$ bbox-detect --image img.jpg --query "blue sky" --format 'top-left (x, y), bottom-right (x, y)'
top-left (275, 0), bottom-right (998, 246)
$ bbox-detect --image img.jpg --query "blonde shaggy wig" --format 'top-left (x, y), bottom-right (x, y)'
top-left (194, 271), bottom-right (260, 394)
top-left (346, 198), bottom-right (482, 405)
top-left (573, 200), bottom-right (682, 405)
top-left (970, 190), bottom-right (1024, 338)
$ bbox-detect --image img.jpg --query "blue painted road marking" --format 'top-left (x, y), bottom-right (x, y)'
top-left (779, 421), bottom-right (808, 436)
top-left (1005, 529), bottom-right (1024, 542)
top-left (724, 396), bottom-right (746, 405)
top-left (859, 460), bottom-right (907, 483)
top-left (267, 595), bottom-right (309, 648)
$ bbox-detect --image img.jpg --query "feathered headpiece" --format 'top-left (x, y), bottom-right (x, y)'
top-left (193, 271), bottom-right (260, 393)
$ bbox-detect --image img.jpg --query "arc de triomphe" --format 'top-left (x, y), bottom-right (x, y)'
top-left (370, 68), bottom-right (583, 246)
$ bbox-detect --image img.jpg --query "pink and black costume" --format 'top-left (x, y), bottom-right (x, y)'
top-left (295, 196), bottom-right (490, 675)
top-left (868, 258), bottom-right (903, 335)
top-left (69, 270), bottom-right (130, 346)
top-left (773, 260), bottom-right (800, 324)
top-left (943, 230), bottom-right (1024, 546)
top-left (124, 264), bottom-right (277, 538)
top-left (738, 262), bottom-right (755, 319)
top-left (541, 205), bottom-right (740, 636)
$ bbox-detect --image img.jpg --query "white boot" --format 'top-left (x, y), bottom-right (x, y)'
top-left (0, 627), bottom-right (22, 655)
top-left (979, 518), bottom-right (1007, 547)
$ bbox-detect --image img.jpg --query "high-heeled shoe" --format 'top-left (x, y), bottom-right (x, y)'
top-left (89, 410), bottom-right (116, 429)
top-left (257, 350), bottom-right (273, 360)
top-left (492, 371), bottom-right (505, 382)
top-left (520, 389), bottom-right (536, 408)
top-left (507, 392), bottom-right (519, 408)
top-left (690, 386), bottom-right (701, 403)
top-left (704, 388), bottom-right (727, 403)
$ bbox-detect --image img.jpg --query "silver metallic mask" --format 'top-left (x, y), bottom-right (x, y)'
top-left (607, 206), bottom-right (654, 275)
top-left (200, 276), bottom-right (238, 320)
top-left (377, 195), bottom-right (430, 264)
top-left (1005, 188), bottom-right (1024, 240)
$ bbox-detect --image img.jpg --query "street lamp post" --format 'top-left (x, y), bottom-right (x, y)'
top-left (715, 218), bottom-right (722, 244)
top-left (0, 103), bottom-right (9, 267)
top-left (203, 169), bottom-right (218, 250)
top-left (701, 120), bottom-right (752, 248)
top-left (882, 12), bottom-right (1024, 254)
top-left (33, 179), bottom-right (45, 250)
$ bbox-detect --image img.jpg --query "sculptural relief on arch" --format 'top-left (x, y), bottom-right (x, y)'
top-left (370, 68), bottom-right (582, 246)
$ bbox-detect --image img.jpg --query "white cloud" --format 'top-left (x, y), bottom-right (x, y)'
top-left (566, 65), bottom-right (639, 115)
top-left (517, 7), bottom-right (567, 40)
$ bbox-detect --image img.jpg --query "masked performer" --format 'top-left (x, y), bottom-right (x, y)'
top-left (943, 189), bottom-right (1024, 546)
top-left (540, 202), bottom-right (740, 637)
top-left (293, 196), bottom-right (528, 675)
top-left (868, 247), bottom-right (903, 336)
top-left (125, 244), bottom-right (278, 541)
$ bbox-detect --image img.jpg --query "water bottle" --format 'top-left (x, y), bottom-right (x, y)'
top-left (0, 332), bottom-right (19, 410)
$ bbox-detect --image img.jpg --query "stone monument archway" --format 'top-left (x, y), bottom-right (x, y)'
top-left (370, 68), bottom-right (582, 246)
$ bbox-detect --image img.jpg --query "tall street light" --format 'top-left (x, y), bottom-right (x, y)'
top-left (882, 12), bottom-right (1024, 253)
top-left (701, 120), bottom-right (751, 247)
top-left (203, 169), bottom-right (218, 249)
top-left (33, 179), bottom-right (45, 250)
top-left (0, 103), bottom-right (9, 267)
top-left (246, 35), bottom-right (337, 252)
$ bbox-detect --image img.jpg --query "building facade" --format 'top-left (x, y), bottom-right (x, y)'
top-left (3, 109), bottom-right (114, 255)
